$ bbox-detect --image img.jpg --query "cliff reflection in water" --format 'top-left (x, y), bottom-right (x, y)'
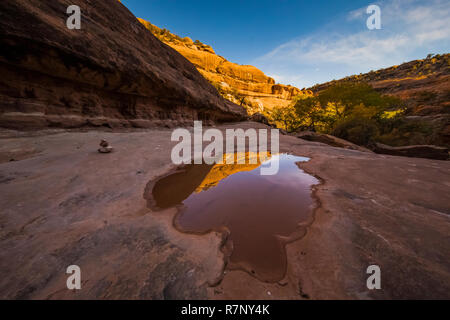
top-left (145, 153), bottom-right (319, 282)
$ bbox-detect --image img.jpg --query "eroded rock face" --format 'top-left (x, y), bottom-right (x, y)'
top-left (295, 131), bottom-right (373, 153)
top-left (249, 113), bottom-right (271, 126)
top-left (138, 18), bottom-right (312, 113)
top-left (0, 0), bottom-right (247, 129)
top-left (374, 143), bottom-right (449, 160)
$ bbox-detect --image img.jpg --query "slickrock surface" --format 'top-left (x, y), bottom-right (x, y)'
top-left (0, 123), bottom-right (449, 299)
top-left (0, 0), bottom-right (246, 130)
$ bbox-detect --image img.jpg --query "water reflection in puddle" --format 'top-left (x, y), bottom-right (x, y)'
top-left (145, 153), bottom-right (319, 282)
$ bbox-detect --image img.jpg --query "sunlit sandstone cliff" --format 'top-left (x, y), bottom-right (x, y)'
top-left (138, 18), bottom-right (310, 114)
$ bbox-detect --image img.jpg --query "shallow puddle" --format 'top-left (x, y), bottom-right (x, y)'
top-left (145, 153), bottom-right (319, 282)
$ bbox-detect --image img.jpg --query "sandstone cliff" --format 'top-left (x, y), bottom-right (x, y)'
top-left (311, 54), bottom-right (450, 114)
top-left (138, 18), bottom-right (309, 114)
top-left (0, 0), bottom-right (246, 130)
top-left (310, 54), bottom-right (450, 146)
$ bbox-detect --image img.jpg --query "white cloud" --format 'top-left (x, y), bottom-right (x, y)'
top-left (347, 7), bottom-right (366, 21)
top-left (253, 0), bottom-right (450, 88)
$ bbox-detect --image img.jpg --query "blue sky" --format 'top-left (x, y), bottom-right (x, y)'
top-left (121, 0), bottom-right (450, 88)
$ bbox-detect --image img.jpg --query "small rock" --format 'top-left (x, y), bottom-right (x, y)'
top-left (98, 139), bottom-right (113, 153)
top-left (98, 146), bottom-right (113, 153)
top-left (100, 139), bottom-right (109, 148)
top-left (277, 281), bottom-right (288, 287)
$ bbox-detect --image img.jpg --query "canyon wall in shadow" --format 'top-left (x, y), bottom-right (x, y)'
top-left (0, 0), bottom-right (247, 130)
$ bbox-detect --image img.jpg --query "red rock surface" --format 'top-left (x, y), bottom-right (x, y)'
top-left (0, 123), bottom-right (449, 299)
top-left (0, 0), bottom-right (246, 129)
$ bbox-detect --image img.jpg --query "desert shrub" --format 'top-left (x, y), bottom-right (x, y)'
top-left (270, 81), bottom-right (446, 148)
top-left (293, 96), bottom-right (325, 131)
top-left (291, 82), bottom-right (402, 138)
top-left (333, 117), bottom-right (379, 146)
top-left (377, 118), bottom-right (435, 146)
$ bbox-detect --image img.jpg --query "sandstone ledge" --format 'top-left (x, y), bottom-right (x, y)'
top-left (294, 131), bottom-right (373, 153)
top-left (374, 142), bottom-right (449, 160)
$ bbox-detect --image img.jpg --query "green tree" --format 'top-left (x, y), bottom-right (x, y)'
top-left (293, 97), bottom-right (324, 132)
top-left (269, 105), bottom-right (299, 132)
top-left (269, 82), bottom-right (409, 147)
top-left (318, 82), bottom-right (399, 117)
